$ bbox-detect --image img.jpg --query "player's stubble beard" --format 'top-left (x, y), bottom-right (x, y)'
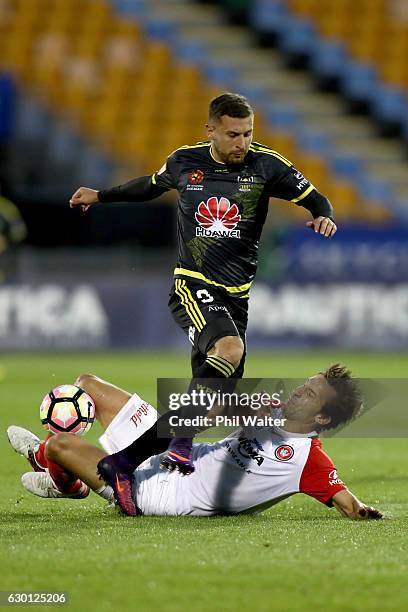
top-left (213, 144), bottom-right (248, 165)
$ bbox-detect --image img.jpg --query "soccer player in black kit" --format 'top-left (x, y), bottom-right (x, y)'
top-left (70, 93), bottom-right (337, 515)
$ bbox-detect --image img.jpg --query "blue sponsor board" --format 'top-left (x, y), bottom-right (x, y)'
top-left (1, 278), bottom-right (407, 350)
top-left (248, 282), bottom-right (408, 350)
top-left (2, 226), bottom-right (408, 349)
top-left (262, 225), bottom-right (408, 283)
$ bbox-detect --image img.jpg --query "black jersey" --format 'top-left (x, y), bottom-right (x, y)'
top-left (153, 141), bottom-right (316, 297)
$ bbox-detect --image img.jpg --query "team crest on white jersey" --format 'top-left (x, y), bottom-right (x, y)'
top-left (274, 444), bottom-right (294, 461)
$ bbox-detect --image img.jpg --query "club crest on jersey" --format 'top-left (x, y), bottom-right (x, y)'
top-left (237, 175), bottom-right (254, 192)
top-left (187, 169), bottom-right (204, 191)
top-left (274, 444), bottom-right (294, 461)
top-left (195, 197), bottom-right (241, 238)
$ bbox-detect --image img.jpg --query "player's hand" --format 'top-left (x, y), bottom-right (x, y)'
top-left (69, 187), bottom-right (99, 212)
top-left (358, 505), bottom-right (383, 520)
top-left (306, 216), bottom-right (337, 238)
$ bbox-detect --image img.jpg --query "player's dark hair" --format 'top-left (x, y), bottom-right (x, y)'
top-left (319, 364), bottom-right (362, 431)
top-left (208, 93), bottom-right (253, 123)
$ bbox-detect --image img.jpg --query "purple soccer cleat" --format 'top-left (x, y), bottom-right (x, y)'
top-left (97, 455), bottom-right (138, 517)
top-left (160, 438), bottom-right (195, 475)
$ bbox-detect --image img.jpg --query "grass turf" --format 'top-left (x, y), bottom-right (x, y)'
top-left (0, 351), bottom-right (407, 611)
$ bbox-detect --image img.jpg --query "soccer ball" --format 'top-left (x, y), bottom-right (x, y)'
top-left (40, 384), bottom-right (95, 436)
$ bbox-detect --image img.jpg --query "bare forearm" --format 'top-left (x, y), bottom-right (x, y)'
top-left (333, 490), bottom-right (383, 520)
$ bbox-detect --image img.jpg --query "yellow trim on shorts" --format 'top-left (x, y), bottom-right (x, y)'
top-left (180, 280), bottom-right (206, 329)
top-left (174, 268), bottom-right (252, 295)
top-left (174, 279), bottom-right (206, 331)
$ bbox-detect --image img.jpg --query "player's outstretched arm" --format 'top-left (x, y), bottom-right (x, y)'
top-left (69, 176), bottom-right (169, 212)
top-left (332, 489), bottom-right (383, 520)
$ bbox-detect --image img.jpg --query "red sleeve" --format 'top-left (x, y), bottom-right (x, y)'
top-left (299, 438), bottom-right (347, 506)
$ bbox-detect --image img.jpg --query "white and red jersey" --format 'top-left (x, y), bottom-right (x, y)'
top-left (133, 426), bottom-right (347, 516)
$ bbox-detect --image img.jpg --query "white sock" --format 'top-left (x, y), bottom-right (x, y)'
top-left (95, 485), bottom-right (114, 503)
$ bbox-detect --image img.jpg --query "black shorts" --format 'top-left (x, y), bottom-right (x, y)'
top-left (168, 277), bottom-right (249, 376)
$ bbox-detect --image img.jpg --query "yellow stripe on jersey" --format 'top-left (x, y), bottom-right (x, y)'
top-left (291, 184), bottom-right (315, 203)
top-left (209, 355), bottom-right (236, 377)
top-left (174, 280), bottom-right (205, 332)
top-left (174, 268), bottom-right (252, 295)
top-left (151, 174), bottom-right (157, 185)
top-left (249, 144), bottom-right (292, 167)
top-left (250, 142), bottom-right (292, 160)
top-left (206, 356), bottom-right (233, 378)
top-left (174, 142), bottom-right (211, 152)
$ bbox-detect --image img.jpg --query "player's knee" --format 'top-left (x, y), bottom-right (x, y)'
top-left (211, 336), bottom-right (244, 369)
top-left (45, 433), bottom-right (71, 460)
top-left (74, 373), bottom-right (99, 395)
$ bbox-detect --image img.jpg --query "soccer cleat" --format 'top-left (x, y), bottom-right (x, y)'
top-left (6, 426), bottom-right (46, 472)
top-left (97, 455), bottom-right (137, 517)
top-left (21, 472), bottom-right (90, 499)
top-left (160, 438), bottom-right (195, 475)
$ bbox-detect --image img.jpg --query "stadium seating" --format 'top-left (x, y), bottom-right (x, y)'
top-left (0, 0), bottom-right (398, 220)
top-left (250, 0), bottom-right (408, 137)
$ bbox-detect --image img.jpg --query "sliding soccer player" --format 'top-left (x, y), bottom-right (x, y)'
top-left (69, 92), bottom-right (337, 496)
top-left (8, 365), bottom-right (381, 520)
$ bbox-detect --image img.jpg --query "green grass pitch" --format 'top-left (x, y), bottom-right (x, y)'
top-left (0, 351), bottom-right (407, 612)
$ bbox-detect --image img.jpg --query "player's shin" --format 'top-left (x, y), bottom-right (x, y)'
top-left (161, 356), bottom-right (238, 473)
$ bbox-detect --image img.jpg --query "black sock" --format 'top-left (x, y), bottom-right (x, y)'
top-left (114, 356), bottom-right (237, 469)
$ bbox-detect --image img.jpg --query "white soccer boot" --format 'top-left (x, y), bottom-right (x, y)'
top-left (21, 472), bottom-right (90, 499)
top-left (6, 425), bottom-right (46, 472)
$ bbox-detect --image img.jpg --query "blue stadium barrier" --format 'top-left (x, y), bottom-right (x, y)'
top-left (279, 18), bottom-right (316, 56)
top-left (236, 82), bottom-right (269, 107)
top-left (297, 129), bottom-right (330, 154)
top-left (171, 39), bottom-right (207, 66)
top-left (309, 40), bottom-right (349, 79)
top-left (340, 63), bottom-right (379, 103)
top-left (249, 0), bottom-right (289, 35)
top-left (357, 177), bottom-right (394, 204)
top-left (203, 63), bottom-right (238, 87)
top-left (109, 0), bottom-right (147, 18)
top-left (144, 17), bottom-right (176, 42)
top-left (328, 154), bottom-right (366, 181)
top-left (370, 86), bottom-right (408, 124)
top-left (264, 103), bottom-right (301, 131)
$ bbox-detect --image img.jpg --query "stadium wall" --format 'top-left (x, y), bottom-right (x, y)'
top-left (1, 226), bottom-right (408, 351)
